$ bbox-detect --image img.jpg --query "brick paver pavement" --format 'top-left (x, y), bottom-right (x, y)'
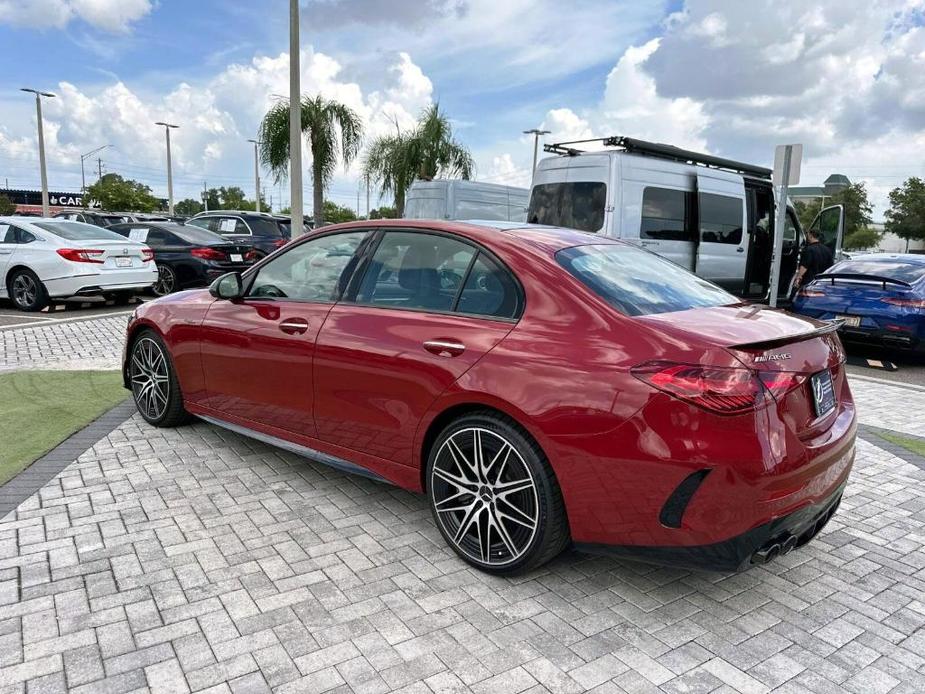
top-left (0, 314), bottom-right (924, 693)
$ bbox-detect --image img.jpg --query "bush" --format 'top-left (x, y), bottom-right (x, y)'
top-left (843, 227), bottom-right (882, 251)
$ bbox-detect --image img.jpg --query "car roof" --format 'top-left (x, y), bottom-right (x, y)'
top-left (193, 210), bottom-right (275, 218)
top-left (843, 253), bottom-right (925, 265)
top-left (314, 218), bottom-right (620, 254)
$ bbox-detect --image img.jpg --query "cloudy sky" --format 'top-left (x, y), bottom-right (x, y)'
top-left (1, 0), bottom-right (924, 219)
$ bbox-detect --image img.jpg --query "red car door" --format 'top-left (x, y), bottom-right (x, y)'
top-left (313, 230), bottom-right (523, 470)
top-left (198, 230), bottom-right (370, 438)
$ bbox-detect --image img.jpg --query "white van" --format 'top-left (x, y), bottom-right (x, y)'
top-left (527, 136), bottom-right (845, 300)
top-left (405, 180), bottom-right (528, 223)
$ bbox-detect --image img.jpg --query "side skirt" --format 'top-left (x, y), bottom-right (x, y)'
top-left (197, 413), bottom-right (392, 485)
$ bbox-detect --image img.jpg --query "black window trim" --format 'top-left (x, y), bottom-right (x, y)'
top-left (342, 227), bottom-right (525, 323)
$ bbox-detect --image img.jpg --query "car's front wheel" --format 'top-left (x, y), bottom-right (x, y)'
top-left (9, 268), bottom-right (49, 312)
top-left (129, 330), bottom-right (191, 427)
top-left (427, 412), bottom-right (569, 575)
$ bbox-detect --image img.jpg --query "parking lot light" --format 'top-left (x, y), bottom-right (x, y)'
top-left (155, 122), bottom-right (179, 215)
top-left (21, 88), bottom-right (56, 217)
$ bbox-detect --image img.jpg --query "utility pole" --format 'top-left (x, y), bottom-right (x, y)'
top-left (523, 128), bottom-right (551, 184)
top-left (21, 88), bottom-right (55, 217)
top-left (247, 139), bottom-right (262, 213)
top-left (80, 144), bottom-right (109, 192)
top-left (289, 0), bottom-right (304, 237)
top-left (202, 181), bottom-right (208, 212)
top-left (155, 121), bottom-right (179, 215)
top-left (97, 158), bottom-right (103, 181)
top-left (366, 175), bottom-right (370, 219)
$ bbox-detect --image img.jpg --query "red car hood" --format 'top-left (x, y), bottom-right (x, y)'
top-left (636, 304), bottom-right (831, 349)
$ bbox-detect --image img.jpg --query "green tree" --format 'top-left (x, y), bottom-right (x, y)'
top-left (843, 227), bottom-right (882, 251)
top-left (794, 199), bottom-right (822, 231)
top-left (174, 198), bottom-right (203, 216)
top-left (259, 95), bottom-right (363, 228)
top-left (200, 186), bottom-right (266, 211)
top-left (322, 201), bottom-right (357, 224)
top-left (885, 177), bottom-right (925, 251)
top-left (86, 173), bottom-right (158, 212)
top-left (0, 193), bottom-right (15, 215)
top-left (369, 205), bottom-right (398, 219)
top-left (794, 182), bottom-right (873, 238)
top-left (363, 104), bottom-right (474, 216)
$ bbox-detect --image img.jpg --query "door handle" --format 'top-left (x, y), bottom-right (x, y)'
top-left (279, 318), bottom-right (309, 335)
top-left (423, 339), bottom-right (465, 357)
top-left (640, 240), bottom-right (659, 247)
top-left (736, 247), bottom-right (745, 253)
top-left (0, 249), bottom-right (12, 255)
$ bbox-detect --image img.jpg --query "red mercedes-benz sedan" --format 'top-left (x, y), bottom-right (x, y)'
top-left (123, 219), bottom-right (855, 575)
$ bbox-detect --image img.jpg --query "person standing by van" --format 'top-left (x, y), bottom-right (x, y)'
top-left (795, 228), bottom-right (834, 289)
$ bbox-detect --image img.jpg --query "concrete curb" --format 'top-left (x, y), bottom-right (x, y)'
top-left (858, 423), bottom-right (925, 472)
top-left (0, 398), bottom-right (136, 517)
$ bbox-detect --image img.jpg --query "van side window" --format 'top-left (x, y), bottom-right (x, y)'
top-left (699, 194), bottom-right (743, 245)
top-left (640, 188), bottom-right (695, 241)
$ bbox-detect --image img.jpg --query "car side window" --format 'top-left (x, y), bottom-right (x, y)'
top-left (247, 231), bottom-right (368, 301)
top-left (0, 224), bottom-right (15, 243)
top-left (456, 253), bottom-right (521, 319)
top-left (144, 229), bottom-right (170, 247)
top-left (234, 219), bottom-right (250, 234)
top-left (16, 229), bottom-right (36, 244)
top-left (355, 232), bottom-right (476, 312)
top-left (186, 218), bottom-right (210, 231)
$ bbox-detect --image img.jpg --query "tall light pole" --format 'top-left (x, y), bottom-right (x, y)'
top-left (21, 88), bottom-right (55, 217)
top-left (523, 128), bottom-right (551, 183)
top-left (155, 121), bottom-right (179, 215)
top-left (81, 144), bottom-right (110, 193)
top-left (289, 0), bottom-right (304, 237)
top-left (247, 139), bottom-right (262, 213)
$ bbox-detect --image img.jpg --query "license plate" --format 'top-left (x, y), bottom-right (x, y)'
top-left (836, 314), bottom-right (860, 328)
top-left (810, 370), bottom-right (836, 418)
top-left (115, 256), bottom-right (132, 268)
top-left (230, 254), bottom-right (243, 262)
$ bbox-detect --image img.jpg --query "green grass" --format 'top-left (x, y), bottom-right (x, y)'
top-left (879, 431), bottom-right (925, 458)
top-left (0, 370), bottom-right (128, 486)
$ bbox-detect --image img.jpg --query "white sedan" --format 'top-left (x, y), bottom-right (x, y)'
top-left (0, 216), bottom-right (158, 311)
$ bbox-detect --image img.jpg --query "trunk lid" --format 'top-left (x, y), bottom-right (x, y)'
top-left (638, 305), bottom-right (846, 438)
top-left (81, 239), bottom-right (151, 271)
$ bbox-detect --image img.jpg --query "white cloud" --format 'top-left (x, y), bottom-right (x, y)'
top-left (0, 0), bottom-right (151, 32)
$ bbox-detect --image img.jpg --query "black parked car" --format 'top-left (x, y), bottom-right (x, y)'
top-left (108, 222), bottom-right (254, 296)
top-left (186, 211), bottom-right (289, 258)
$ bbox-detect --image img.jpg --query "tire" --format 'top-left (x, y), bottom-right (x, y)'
top-left (152, 263), bottom-right (177, 296)
top-left (128, 330), bottom-right (191, 427)
top-left (426, 411), bottom-right (569, 575)
top-left (8, 268), bottom-right (49, 312)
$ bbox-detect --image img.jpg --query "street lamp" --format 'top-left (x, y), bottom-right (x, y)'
top-left (523, 128), bottom-right (551, 183)
top-left (289, 0), bottom-right (304, 237)
top-left (247, 139), bottom-right (262, 213)
top-left (154, 121), bottom-right (179, 215)
top-left (80, 144), bottom-right (110, 193)
top-left (21, 88), bottom-right (55, 217)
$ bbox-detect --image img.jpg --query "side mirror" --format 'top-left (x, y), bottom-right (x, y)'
top-left (209, 272), bottom-right (244, 300)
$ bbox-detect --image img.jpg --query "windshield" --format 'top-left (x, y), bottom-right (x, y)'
top-left (557, 244), bottom-right (738, 316)
top-left (33, 221), bottom-right (129, 241)
top-left (527, 182), bottom-right (606, 233)
top-left (826, 259), bottom-right (925, 284)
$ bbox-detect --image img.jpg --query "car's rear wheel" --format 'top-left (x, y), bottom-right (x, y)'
top-left (108, 291), bottom-right (135, 306)
top-left (129, 330), bottom-right (191, 427)
top-left (427, 412), bottom-right (569, 575)
top-left (9, 269), bottom-right (49, 312)
top-left (152, 264), bottom-right (176, 296)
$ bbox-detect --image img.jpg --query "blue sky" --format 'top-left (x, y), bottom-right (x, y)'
top-left (1, 0), bottom-right (924, 218)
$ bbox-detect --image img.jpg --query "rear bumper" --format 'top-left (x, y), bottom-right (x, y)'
top-left (838, 325), bottom-right (923, 351)
top-left (45, 269), bottom-right (157, 298)
top-left (575, 479), bottom-right (847, 572)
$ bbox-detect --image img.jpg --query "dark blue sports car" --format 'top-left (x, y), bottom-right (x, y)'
top-left (792, 254), bottom-right (925, 352)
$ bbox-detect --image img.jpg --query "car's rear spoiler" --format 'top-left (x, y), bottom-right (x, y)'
top-left (729, 321), bottom-right (841, 351)
top-left (815, 272), bottom-right (912, 289)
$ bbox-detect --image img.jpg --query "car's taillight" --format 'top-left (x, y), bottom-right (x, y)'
top-left (757, 372), bottom-right (807, 400)
top-left (141, 248), bottom-right (154, 262)
top-left (272, 238), bottom-right (287, 248)
top-left (798, 288), bottom-right (826, 298)
top-left (881, 297), bottom-right (925, 308)
top-left (57, 248), bottom-right (105, 264)
top-left (190, 247), bottom-right (228, 261)
top-left (632, 362), bottom-right (765, 415)
top-left (244, 249), bottom-right (261, 261)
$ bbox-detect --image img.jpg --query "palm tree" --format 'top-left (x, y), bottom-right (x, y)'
top-left (258, 95), bottom-right (363, 227)
top-left (363, 104), bottom-right (474, 216)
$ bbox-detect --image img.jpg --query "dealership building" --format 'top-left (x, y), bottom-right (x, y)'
top-left (0, 188), bottom-right (97, 215)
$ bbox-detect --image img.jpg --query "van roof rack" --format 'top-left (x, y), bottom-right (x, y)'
top-left (543, 136), bottom-right (772, 179)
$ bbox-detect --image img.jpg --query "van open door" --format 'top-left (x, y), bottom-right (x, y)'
top-left (694, 173), bottom-right (748, 293)
top-left (808, 204), bottom-right (845, 259)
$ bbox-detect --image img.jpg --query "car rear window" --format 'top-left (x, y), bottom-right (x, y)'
top-left (556, 244), bottom-right (738, 316)
top-left (32, 221), bottom-right (128, 241)
top-left (245, 218), bottom-right (283, 237)
top-left (826, 259), bottom-right (925, 283)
